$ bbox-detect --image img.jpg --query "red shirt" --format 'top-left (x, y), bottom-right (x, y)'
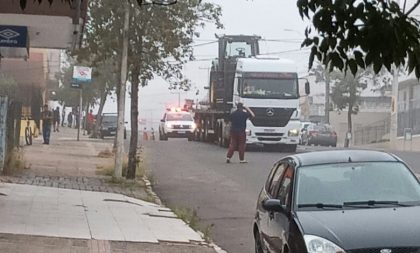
top-left (87, 113), bottom-right (95, 123)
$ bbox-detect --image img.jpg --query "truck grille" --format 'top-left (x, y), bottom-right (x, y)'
top-left (172, 125), bottom-right (191, 129)
top-left (250, 108), bottom-right (295, 127)
top-left (348, 248), bottom-right (420, 253)
top-left (255, 133), bottom-right (284, 137)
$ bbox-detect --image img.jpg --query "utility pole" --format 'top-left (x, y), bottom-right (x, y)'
top-left (324, 72), bottom-right (330, 124)
top-left (114, 0), bottom-right (130, 178)
top-left (77, 88), bottom-right (82, 141)
top-left (390, 0), bottom-right (401, 149)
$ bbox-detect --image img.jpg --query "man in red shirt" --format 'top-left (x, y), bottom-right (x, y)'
top-left (87, 110), bottom-right (95, 135)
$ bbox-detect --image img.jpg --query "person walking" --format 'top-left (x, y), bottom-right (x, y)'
top-left (53, 106), bottom-right (60, 132)
top-left (226, 102), bottom-right (255, 163)
top-left (87, 110), bottom-right (95, 135)
top-left (41, 104), bottom-right (53, 144)
top-left (67, 111), bottom-right (73, 128)
top-left (61, 107), bottom-right (65, 127)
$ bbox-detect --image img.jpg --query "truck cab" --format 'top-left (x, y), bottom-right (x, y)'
top-left (194, 35), bottom-right (309, 152)
top-left (232, 58), bottom-right (302, 151)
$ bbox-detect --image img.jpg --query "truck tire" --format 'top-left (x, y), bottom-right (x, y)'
top-left (217, 123), bottom-right (224, 147)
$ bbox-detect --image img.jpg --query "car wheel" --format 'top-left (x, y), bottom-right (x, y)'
top-left (254, 230), bottom-right (264, 253)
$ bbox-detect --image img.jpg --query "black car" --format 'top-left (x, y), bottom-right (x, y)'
top-left (100, 113), bottom-right (126, 139)
top-left (253, 150), bottom-right (420, 253)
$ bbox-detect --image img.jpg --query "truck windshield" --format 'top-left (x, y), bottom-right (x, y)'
top-left (225, 42), bottom-right (253, 58)
top-left (241, 78), bottom-right (298, 99)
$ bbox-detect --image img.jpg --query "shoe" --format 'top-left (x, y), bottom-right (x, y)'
top-left (240, 160), bottom-right (248, 164)
top-left (226, 158), bottom-right (231, 163)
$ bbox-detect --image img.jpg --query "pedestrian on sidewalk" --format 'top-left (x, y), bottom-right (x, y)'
top-left (61, 107), bottom-right (65, 127)
top-left (41, 104), bottom-right (53, 144)
top-left (53, 106), bottom-right (60, 132)
top-left (87, 109), bottom-right (95, 135)
top-left (67, 111), bottom-right (73, 128)
top-left (226, 102), bottom-right (255, 164)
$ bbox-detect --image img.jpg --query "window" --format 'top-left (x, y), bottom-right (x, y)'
top-left (166, 113), bottom-right (193, 121)
top-left (277, 167), bottom-right (294, 206)
top-left (225, 41), bottom-right (252, 58)
top-left (295, 162), bottom-right (420, 207)
top-left (266, 164), bottom-right (286, 197)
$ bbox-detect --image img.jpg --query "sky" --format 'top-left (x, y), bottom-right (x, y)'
top-left (101, 0), bottom-right (313, 130)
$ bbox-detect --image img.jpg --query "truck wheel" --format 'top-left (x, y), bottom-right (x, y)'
top-left (217, 124), bottom-right (224, 147)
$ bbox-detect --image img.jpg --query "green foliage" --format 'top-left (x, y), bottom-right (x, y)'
top-left (298, 0), bottom-right (420, 77)
top-left (76, 0), bottom-right (222, 90)
top-left (56, 61), bottom-right (117, 107)
top-left (330, 69), bottom-right (371, 114)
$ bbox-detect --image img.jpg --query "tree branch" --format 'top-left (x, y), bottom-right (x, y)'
top-left (405, 0), bottom-right (420, 16)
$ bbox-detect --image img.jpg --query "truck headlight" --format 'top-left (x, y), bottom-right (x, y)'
top-left (245, 129), bottom-right (251, 136)
top-left (165, 123), bottom-right (173, 129)
top-left (191, 123), bottom-right (197, 130)
top-left (304, 235), bottom-right (346, 253)
top-left (288, 129), bottom-right (299, 137)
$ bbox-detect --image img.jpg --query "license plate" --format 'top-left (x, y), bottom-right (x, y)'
top-left (264, 129), bottom-right (275, 132)
top-left (110, 131), bottom-right (116, 135)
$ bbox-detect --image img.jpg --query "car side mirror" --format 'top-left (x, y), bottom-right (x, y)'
top-left (305, 81), bottom-right (310, 95)
top-left (160, 119), bottom-right (165, 123)
top-left (262, 199), bottom-right (284, 213)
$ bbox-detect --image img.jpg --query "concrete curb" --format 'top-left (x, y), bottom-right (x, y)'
top-left (142, 176), bottom-right (228, 253)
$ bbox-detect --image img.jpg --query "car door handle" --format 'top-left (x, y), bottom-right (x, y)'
top-left (269, 212), bottom-right (274, 220)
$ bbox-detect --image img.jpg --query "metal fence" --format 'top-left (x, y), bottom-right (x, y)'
top-left (398, 98), bottom-right (420, 137)
top-left (354, 117), bottom-right (391, 145)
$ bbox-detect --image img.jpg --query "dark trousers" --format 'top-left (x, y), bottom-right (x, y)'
top-left (227, 132), bottom-right (246, 160)
top-left (43, 124), bottom-right (51, 144)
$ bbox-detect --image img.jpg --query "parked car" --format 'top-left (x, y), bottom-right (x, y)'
top-left (159, 109), bottom-right (196, 141)
top-left (99, 113), bottom-right (127, 139)
top-left (253, 150), bottom-right (420, 253)
top-left (303, 124), bottom-right (337, 147)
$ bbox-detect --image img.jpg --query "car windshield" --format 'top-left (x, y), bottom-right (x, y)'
top-left (241, 78), bottom-right (298, 99)
top-left (296, 162), bottom-right (420, 210)
top-left (166, 113), bottom-right (193, 121)
top-left (102, 115), bottom-right (117, 124)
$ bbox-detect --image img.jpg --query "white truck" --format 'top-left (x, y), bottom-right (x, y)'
top-left (193, 35), bottom-right (309, 152)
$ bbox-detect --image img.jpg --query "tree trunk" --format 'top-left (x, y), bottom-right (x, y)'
top-left (92, 88), bottom-right (107, 138)
top-left (127, 68), bottom-right (140, 179)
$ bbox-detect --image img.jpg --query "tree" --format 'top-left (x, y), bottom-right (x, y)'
top-left (330, 69), bottom-right (372, 147)
top-left (298, 0), bottom-right (420, 78)
top-left (79, 0), bottom-right (222, 179)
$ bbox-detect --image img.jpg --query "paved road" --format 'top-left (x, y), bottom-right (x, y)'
top-left (142, 140), bottom-right (298, 253)
top-left (141, 139), bottom-right (420, 253)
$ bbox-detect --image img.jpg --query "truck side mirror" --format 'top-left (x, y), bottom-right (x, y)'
top-left (305, 81), bottom-right (310, 95)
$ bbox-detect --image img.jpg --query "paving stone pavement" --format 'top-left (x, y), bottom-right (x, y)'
top-left (0, 128), bottom-right (219, 253)
top-left (0, 234), bottom-right (217, 253)
top-left (0, 175), bottom-right (150, 201)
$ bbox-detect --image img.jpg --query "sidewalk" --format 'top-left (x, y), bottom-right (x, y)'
top-left (0, 128), bottom-right (218, 253)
